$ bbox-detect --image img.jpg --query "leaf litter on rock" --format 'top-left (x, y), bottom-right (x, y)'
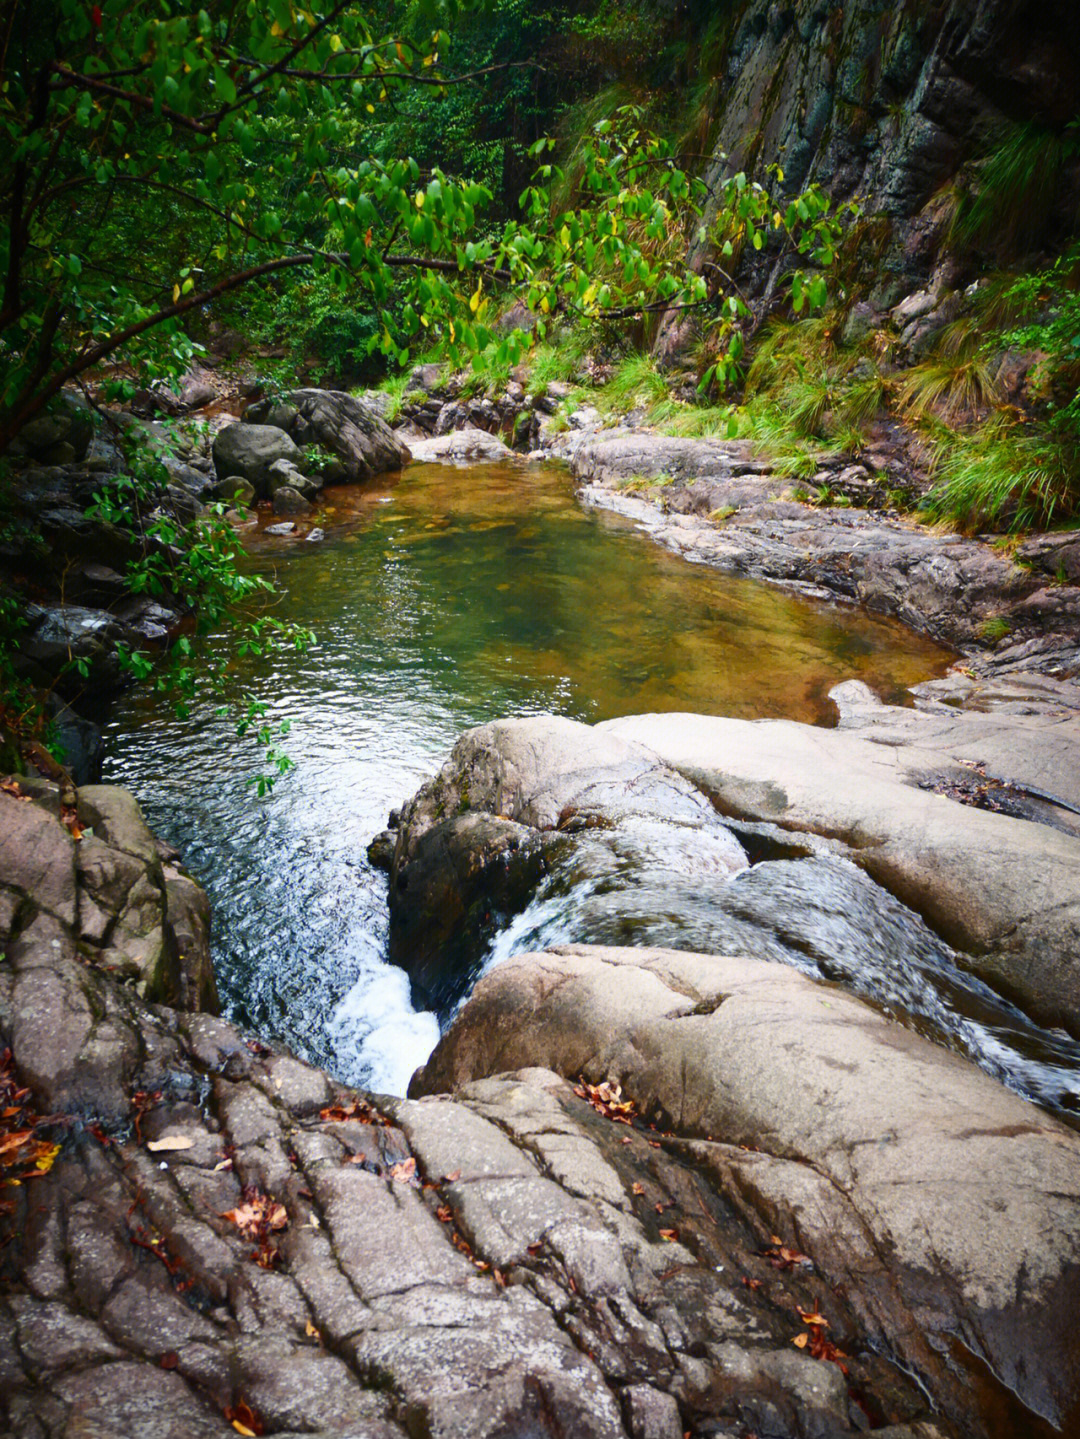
top-left (221, 1188), bottom-right (289, 1266)
top-left (0, 1048), bottom-right (62, 1224)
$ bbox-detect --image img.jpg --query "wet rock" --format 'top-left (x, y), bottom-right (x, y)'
top-left (271, 485), bottom-right (312, 516)
top-left (211, 423), bottom-right (302, 496)
top-left (405, 426), bottom-right (512, 464)
top-left (390, 715), bottom-right (747, 1015)
top-left (46, 700), bottom-right (104, 785)
top-left (266, 457), bottom-right (319, 499)
top-left (412, 943), bottom-right (1080, 1435)
top-left (248, 388), bottom-right (410, 482)
top-left (264, 521), bottom-right (297, 537)
top-left (606, 703), bottom-right (1080, 1034)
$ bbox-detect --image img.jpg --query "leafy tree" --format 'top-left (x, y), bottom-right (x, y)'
top-left (0, 0), bottom-right (849, 784)
top-left (0, 0), bottom-right (846, 445)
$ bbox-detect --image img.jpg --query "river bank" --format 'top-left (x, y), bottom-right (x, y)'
top-left (5, 368), bottom-right (1080, 1438)
top-left (4, 762), bottom-right (1080, 1439)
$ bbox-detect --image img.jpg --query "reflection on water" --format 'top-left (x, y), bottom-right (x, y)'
top-left (104, 459), bottom-right (956, 1094)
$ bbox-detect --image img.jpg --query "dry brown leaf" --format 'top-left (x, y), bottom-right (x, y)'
top-left (659, 1228), bottom-right (678, 1242)
top-left (389, 1157), bottom-right (418, 1184)
top-left (792, 1332), bottom-right (809, 1349)
top-left (631, 1182), bottom-right (645, 1196)
top-left (147, 1136), bottom-right (195, 1152)
top-left (443, 1169), bottom-right (462, 1183)
top-left (797, 1306), bottom-right (829, 1327)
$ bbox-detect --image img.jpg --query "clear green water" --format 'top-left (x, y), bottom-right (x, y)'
top-left (103, 459), bottom-right (954, 1092)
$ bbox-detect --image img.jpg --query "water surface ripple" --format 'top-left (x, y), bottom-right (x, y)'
top-left (100, 460), bottom-right (1078, 1114)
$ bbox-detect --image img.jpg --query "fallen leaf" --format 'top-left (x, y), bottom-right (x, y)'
top-left (659, 1228), bottom-right (678, 1242)
top-left (742, 1276), bottom-right (763, 1291)
top-left (443, 1169), bottom-right (462, 1183)
top-left (761, 1240), bottom-right (812, 1270)
top-left (305, 1320), bottom-right (320, 1339)
top-left (159, 1352), bottom-right (179, 1369)
top-left (389, 1157), bottom-right (418, 1184)
top-left (792, 1332), bottom-right (809, 1349)
top-left (797, 1306), bottom-right (829, 1327)
top-left (631, 1182), bottom-right (645, 1196)
top-left (436, 1205), bottom-right (453, 1223)
top-left (225, 1400), bottom-right (263, 1435)
top-left (147, 1136), bottom-right (195, 1152)
top-left (213, 1158), bottom-right (233, 1171)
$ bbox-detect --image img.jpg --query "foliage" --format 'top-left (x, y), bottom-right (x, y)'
top-left (924, 417), bottom-right (1076, 533)
top-left (950, 119), bottom-right (1080, 258)
top-left (85, 443), bottom-right (313, 791)
top-left (697, 168), bottom-right (858, 392)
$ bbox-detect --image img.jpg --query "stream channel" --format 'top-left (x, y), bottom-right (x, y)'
top-left (101, 458), bottom-right (1080, 1115)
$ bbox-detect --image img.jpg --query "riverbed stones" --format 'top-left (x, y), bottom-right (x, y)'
top-left (247, 388), bottom-right (410, 481)
top-left (211, 422), bottom-right (303, 496)
top-left (407, 426), bottom-right (512, 463)
top-left (411, 942), bottom-right (1080, 1434)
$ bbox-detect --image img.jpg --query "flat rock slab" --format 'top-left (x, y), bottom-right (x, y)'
top-left (568, 432), bottom-right (1080, 674)
top-left (413, 943), bottom-right (1080, 1435)
top-left (407, 426), bottom-right (512, 463)
top-left (602, 703), bottom-right (1080, 1033)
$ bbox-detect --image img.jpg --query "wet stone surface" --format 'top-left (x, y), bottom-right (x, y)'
top-left (2, 778), bottom-right (950, 1439)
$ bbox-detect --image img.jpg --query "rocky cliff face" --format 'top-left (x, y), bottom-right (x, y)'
top-left (660, 0), bottom-right (1080, 353)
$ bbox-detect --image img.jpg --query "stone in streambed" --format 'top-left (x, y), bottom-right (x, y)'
top-left (407, 427), bottom-right (512, 464)
top-left (211, 422), bottom-right (302, 496)
top-left (272, 485), bottom-right (311, 516)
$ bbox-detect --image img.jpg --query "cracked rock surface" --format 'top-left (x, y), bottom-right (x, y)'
top-left (3, 777), bottom-right (952, 1439)
top-left (413, 944), bottom-right (1080, 1438)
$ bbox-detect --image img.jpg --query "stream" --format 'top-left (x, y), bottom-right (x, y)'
top-left (101, 459), bottom-right (1080, 1114)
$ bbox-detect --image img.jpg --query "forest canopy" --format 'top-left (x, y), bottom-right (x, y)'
top-left (0, 0), bottom-right (714, 445)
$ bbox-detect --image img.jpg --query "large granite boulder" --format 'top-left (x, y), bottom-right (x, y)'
top-left (413, 942), bottom-right (1080, 1436)
top-left (0, 777), bottom-right (217, 1024)
top-left (246, 388), bottom-right (410, 482)
top-left (388, 715), bottom-right (747, 1013)
top-left (603, 695), bottom-right (1080, 1035)
top-left (211, 423), bottom-right (303, 497)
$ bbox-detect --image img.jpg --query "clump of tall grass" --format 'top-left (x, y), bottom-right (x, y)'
top-left (925, 417), bottom-right (1077, 532)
